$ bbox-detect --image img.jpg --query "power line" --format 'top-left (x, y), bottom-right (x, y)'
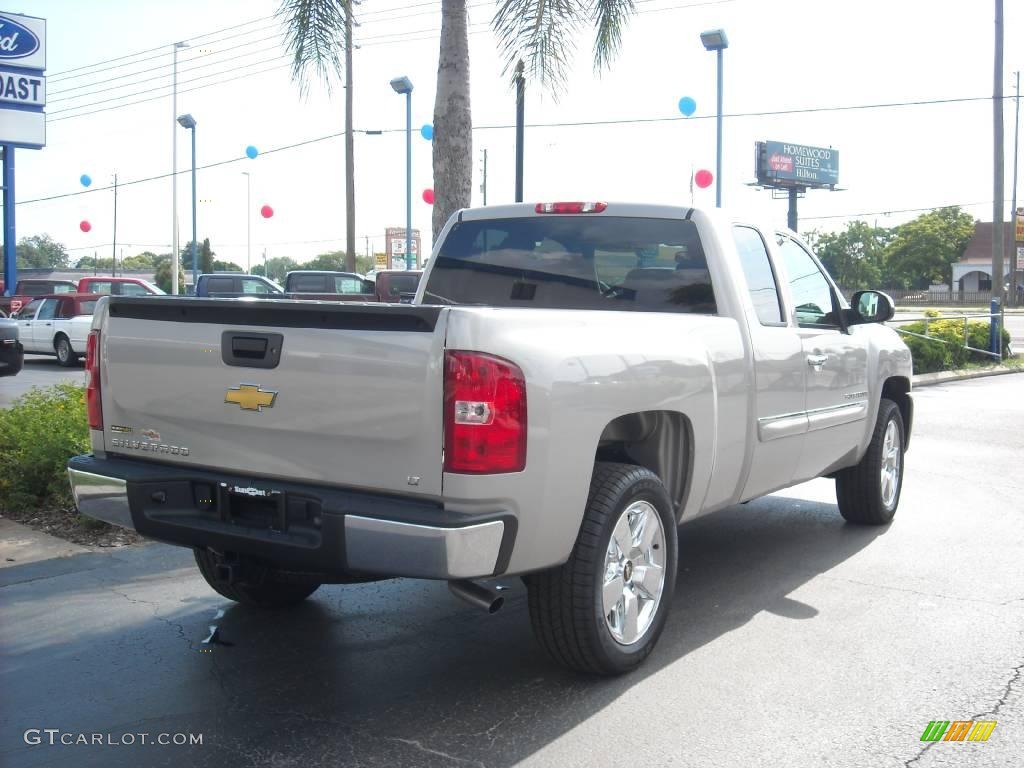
top-left (47, 61), bottom-right (293, 122)
top-left (48, 51), bottom-right (292, 111)
top-left (28, 93), bottom-right (1011, 199)
top-left (46, 0), bottom-right (731, 107)
top-left (801, 201), bottom-right (1005, 221)
top-left (48, 27), bottom-right (283, 99)
top-left (47, 16), bottom-right (277, 82)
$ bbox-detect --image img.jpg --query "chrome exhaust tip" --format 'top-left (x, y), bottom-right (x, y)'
top-left (448, 579), bottom-right (504, 614)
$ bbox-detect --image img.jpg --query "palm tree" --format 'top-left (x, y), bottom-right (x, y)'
top-left (280, 0), bottom-right (636, 244)
top-left (279, 0), bottom-right (357, 273)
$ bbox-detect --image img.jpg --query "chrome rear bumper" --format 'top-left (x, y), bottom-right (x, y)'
top-left (344, 516), bottom-right (505, 579)
top-left (67, 468), bottom-right (135, 530)
top-left (67, 460), bottom-right (507, 579)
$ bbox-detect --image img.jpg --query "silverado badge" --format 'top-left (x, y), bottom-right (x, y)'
top-left (225, 384), bottom-right (278, 412)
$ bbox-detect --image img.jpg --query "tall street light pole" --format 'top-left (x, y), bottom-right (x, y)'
top-left (242, 171), bottom-right (251, 273)
top-left (991, 0), bottom-right (1004, 354)
top-left (390, 76), bottom-right (414, 270)
top-left (700, 29), bottom-right (729, 208)
top-left (171, 41), bottom-right (188, 295)
top-left (1010, 70), bottom-right (1020, 307)
top-left (177, 114), bottom-right (198, 292)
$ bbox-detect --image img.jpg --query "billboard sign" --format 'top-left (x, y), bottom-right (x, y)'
top-left (0, 10), bottom-right (45, 149)
top-left (1016, 207), bottom-right (1024, 243)
top-left (384, 227), bottom-right (421, 269)
top-left (756, 140), bottom-right (838, 189)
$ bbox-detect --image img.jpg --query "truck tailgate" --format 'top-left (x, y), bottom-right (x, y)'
top-left (99, 298), bottom-right (447, 498)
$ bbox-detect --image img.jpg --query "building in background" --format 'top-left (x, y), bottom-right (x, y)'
top-left (953, 222), bottom-right (1023, 293)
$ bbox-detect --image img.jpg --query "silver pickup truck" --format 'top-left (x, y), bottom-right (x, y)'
top-left (68, 203), bottom-right (912, 675)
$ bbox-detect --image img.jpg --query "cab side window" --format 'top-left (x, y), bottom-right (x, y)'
top-left (20, 298), bottom-right (44, 318)
top-left (241, 278), bottom-right (271, 294)
top-left (37, 299), bottom-right (58, 321)
top-left (120, 283), bottom-right (149, 296)
top-left (777, 235), bottom-right (838, 328)
top-left (732, 226), bottom-right (783, 325)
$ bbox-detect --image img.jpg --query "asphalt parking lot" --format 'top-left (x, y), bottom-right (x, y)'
top-left (1, 375), bottom-right (1021, 768)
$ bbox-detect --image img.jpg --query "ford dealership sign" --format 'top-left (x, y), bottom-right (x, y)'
top-left (0, 15), bottom-right (40, 59)
top-left (0, 10), bottom-right (45, 148)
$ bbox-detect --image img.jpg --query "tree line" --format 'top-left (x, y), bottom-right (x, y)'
top-left (8, 205), bottom-right (977, 294)
top-left (9, 233), bottom-right (383, 293)
top-left (804, 206), bottom-right (976, 291)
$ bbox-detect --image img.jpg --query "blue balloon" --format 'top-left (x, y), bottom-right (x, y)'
top-left (245, 145), bottom-right (259, 159)
top-left (678, 97), bottom-right (697, 117)
top-left (80, 174), bottom-right (92, 187)
top-left (420, 124), bottom-right (433, 141)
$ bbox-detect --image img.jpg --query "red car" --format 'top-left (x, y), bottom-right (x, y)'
top-left (0, 278), bottom-right (78, 318)
top-left (77, 276), bottom-right (165, 296)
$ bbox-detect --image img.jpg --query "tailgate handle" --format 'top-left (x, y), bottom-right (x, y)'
top-left (222, 331), bottom-right (283, 369)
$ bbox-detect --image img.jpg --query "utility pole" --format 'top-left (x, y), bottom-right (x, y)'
top-left (172, 41), bottom-right (188, 295)
top-left (111, 173), bottom-right (118, 277)
top-left (1010, 70), bottom-right (1020, 307)
top-left (480, 148), bottom-right (488, 205)
top-left (991, 0), bottom-right (1005, 354)
top-left (344, 0), bottom-right (357, 273)
top-left (515, 60), bottom-right (525, 203)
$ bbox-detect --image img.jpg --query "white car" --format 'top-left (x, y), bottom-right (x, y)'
top-left (15, 293), bottom-right (97, 366)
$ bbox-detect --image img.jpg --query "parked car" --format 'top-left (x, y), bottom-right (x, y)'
top-left (194, 273), bottom-right (284, 298)
top-left (69, 202), bottom-right (913, 675)
top-left (282, 270), bottom-right (376, 301)
top-left (0, 278), bottom-right (78, 318)
top-left (15, 292), bottom-right (97, 366)
top-left (371, 270), bottom-right (423, 303)
top-left (78, 276), bottom-right (165, 296)
top-left (0, 318), bottom-right (23, 377)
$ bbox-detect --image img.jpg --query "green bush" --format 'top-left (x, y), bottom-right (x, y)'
top-left (899, 318), bottom-right (1011, 374)
top-left (0, 383), bottom-right (89, 511)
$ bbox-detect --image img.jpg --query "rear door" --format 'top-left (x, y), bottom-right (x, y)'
top-left (100, 299), bottom-right (449, 498)
top-left (17, 299), bottom-right (43, 351)
top-left (732, 225), bottom-right (808, 499)
top-left (775, 233), bottom-right (869, 481)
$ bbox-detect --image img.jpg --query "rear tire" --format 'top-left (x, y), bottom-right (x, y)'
top-left (194, 550), bottom-right (321, 609)
top-left (55, 335), bottom-right (78, 367)
top-left (527, 462), bottom-right (678, 675)
top-left (835, 398), bottom-right (905, 525)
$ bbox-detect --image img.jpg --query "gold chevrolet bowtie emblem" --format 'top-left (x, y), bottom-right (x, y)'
top-left (225, 384), bottom-right (277, 412)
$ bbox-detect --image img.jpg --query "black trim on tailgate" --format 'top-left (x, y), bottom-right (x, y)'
top-left (107, 296), bottom-right (442, 332)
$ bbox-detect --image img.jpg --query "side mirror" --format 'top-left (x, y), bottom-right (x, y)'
top-left (851, 290), bottom-right (895, 324)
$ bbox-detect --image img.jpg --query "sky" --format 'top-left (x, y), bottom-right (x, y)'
top-left (5, 0), bottom-right (1024, 271)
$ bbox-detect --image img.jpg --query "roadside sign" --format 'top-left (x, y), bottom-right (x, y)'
top-left (0, 107), bottom-right (43, 145)
top-left (374, 253), bottom-right (387, 269)
top-left (1016, 208), bottom-right (1023, 243)
top-left (755, 140), bottom-right (838, 189)
top-left (0, 67), bottom-right (44, 106)
top-left (0, 10), bottom-right (45, 149)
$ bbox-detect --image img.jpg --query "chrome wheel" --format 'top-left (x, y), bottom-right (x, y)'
top-left (602, 500), bottom-right (666, 646)
top-left (880, 419), bottom-right (901, 509)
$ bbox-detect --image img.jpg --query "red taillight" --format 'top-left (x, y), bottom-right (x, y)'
top-left (534, 202), bottom-right (608, 214)
top-left (444, 351), bottom-right (527, 474)
top-left (85, 330), bottom-right (102, 430)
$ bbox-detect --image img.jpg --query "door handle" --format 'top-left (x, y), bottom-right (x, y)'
top-left (806, 354), bottom-right (828, 368)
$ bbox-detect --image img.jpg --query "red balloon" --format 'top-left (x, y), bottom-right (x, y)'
top-left (422, 188), bottom-right (435, 205)
top-left (79, 220), bottom-right (92, 233)
top-left (260, 205), bottom-right (274, 219)
top-left (694, 169), bottom-right (714, 189)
